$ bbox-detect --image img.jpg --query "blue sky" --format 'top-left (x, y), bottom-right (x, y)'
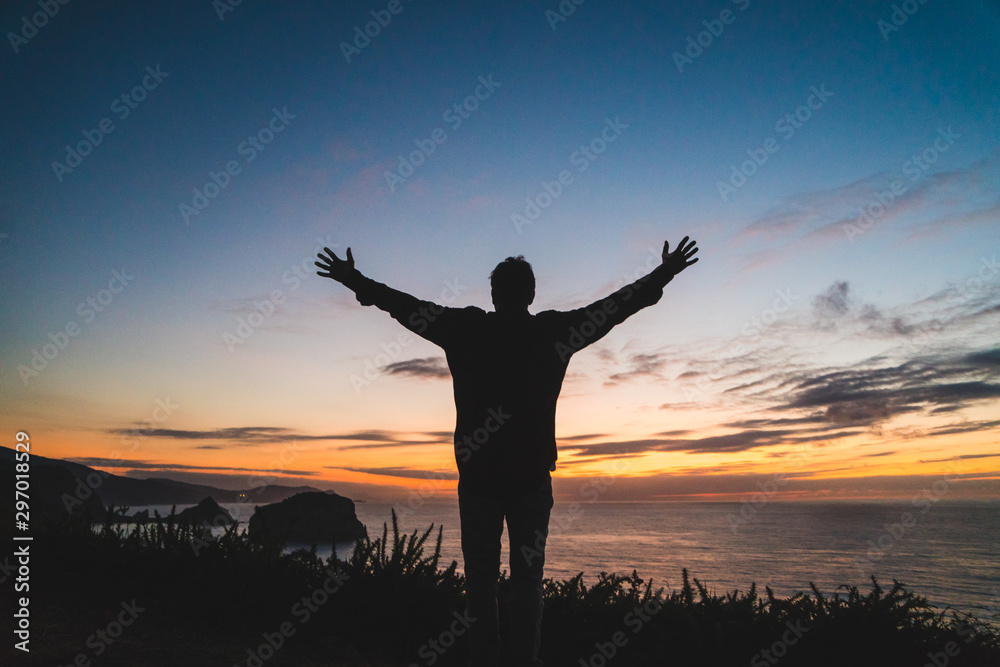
top-left (2, 0), bottom-right (998, 500)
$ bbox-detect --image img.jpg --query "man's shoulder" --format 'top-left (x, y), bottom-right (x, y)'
top-left (529, 309), bottom-right (577, 334)
top-left (457, 305), bottom-right (488, 317)
top-left (443, 304), bottom-right (488, 326)
top-left (485, 309), bottom-right (565, 323)
top-left (534, 308), bottom-right (575, 324)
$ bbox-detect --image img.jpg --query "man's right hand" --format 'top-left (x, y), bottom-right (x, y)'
top-left (316, 246), bottom-right (355, 282)
top-left (660, 237), bottom-right (699, 276)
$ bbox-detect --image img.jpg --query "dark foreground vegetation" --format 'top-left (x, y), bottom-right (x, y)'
top-left (4, 509), bottom-right (999, 667)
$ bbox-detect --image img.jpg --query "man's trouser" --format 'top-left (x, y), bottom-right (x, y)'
top-left (458, 475), bottom-right (553, 667)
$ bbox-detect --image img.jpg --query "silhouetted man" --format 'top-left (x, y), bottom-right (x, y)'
top-left (316, 237), bottom-right (698, 667)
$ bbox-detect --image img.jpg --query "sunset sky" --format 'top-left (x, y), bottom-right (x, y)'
top-left (2, 0), bottom-right (998, 502)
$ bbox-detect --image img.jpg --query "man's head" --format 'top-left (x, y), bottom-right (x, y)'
top-left (490, 256), bottom-right (535, 312)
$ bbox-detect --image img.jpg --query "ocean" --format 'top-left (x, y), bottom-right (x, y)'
top-left (142, 499), bottom-right (1000, 624)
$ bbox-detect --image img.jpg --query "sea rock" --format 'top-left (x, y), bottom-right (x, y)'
top-left (248, 491), bottom-right (367, 544)
top-left (176, 496), bottom-right (235, 527)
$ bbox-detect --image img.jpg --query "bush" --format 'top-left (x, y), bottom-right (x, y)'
top-left (7, 512), bottom-right (998, 667)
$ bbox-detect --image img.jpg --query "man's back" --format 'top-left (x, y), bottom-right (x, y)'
top-left (438, 308), bottom-right (573, 497)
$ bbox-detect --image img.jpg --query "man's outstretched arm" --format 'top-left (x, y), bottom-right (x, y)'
top-left (554, 236), bottom-right (699, 356)
top-left (315, 246), bottom-right (459, 345)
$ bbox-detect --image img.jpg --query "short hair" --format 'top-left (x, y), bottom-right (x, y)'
top-left (490, 256), bottom-right (535, 308)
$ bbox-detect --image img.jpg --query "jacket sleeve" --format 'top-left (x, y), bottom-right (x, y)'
top-left (549, 265), bottom-right (674, 361)
top-left (338, 268), bottom-right (470, 348)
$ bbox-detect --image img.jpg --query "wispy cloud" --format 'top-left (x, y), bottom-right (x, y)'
top-left (333, 431), bottom-right (452, 450)
top-left (329, 466), bottom-right (458, 481)
top-left (920, 451), bottom-right (1000, 464)
top-left (105, 426), bottom-right (404, 447)
top-left (778, 353), bottom-right (1000, 427)
top-left (563, 424), bottom-right (858, 458)
top-left (559, 433), bottom-right (608, 441)
top-left (69, 457), bottom-right (319, 476)
top-left (384, 356), bottom-right (451, 379)
top-left (606, 352), bottom-right (668, 385)
top-left (728, 148), bottom-right (999, 273)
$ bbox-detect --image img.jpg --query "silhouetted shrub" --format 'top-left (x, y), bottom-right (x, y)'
top-left (9, 513), bottom-right (999, 667)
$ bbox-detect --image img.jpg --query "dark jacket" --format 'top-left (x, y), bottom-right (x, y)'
top-left (342, 266), bottom-right (674, 498)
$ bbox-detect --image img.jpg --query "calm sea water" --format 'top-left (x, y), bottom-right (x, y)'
top-left (140, 500), bottom-right (1000, 623)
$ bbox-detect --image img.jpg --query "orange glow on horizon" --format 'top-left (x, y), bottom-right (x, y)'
top-left (10, 412), bottom-right (999, 502)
